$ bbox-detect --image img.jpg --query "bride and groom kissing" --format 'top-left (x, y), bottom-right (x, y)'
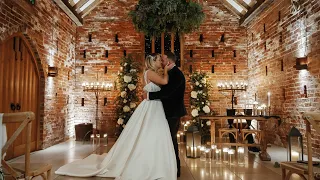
top-left (56, 51), bottom-right (187, 180)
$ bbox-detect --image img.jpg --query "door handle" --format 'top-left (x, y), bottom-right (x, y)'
top-left (10, 103), bottom-right (16, 111)
top-left (16, 103), bottom-right (21, 110)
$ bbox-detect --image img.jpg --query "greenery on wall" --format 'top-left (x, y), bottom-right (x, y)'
top-left (129, 0), bottom-right (205, 37)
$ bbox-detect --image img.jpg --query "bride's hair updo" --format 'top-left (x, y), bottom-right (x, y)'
top-left (145, 53), bottom-right (161, 71)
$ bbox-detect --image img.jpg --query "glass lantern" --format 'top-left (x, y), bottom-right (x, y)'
top-left (287, 127), bottom-right (304, 162)
top-left (186, 126), bottom-right (201, 158)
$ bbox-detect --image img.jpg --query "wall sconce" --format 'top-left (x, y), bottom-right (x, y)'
top-left (48, 66), bottom-right (58, 77)
top-left (294, 57), bottom-right (308, 70)
top-left (199, 34), bottom-right (203, 42)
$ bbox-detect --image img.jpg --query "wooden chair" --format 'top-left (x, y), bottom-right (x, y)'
top-left (1, 112), bottom-right (52, 180)
top-left (280, 112), bottom-right (320, 180)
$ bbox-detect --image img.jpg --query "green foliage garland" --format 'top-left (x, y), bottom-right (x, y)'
top-left (129, 0), bottom-right (205, 37)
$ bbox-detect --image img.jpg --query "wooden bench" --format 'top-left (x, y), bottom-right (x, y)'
top-left (1, 112), bottom-right (52, 180)
top-left (280, 112), bottom-right (320, 180)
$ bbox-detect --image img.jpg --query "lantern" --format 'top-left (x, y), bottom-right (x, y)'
top-left (287, 127), bottom-right (304, 162)
top-left (186, 126), bottom-right (201, 158)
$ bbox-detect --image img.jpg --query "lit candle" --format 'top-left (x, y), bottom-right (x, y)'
top-left (238, 147), bottom-right (245, 165)
top-left (228, 149), bottom-right (236, 165)
top-left (223, 147), bottom-right (229, 163)
top-left (215, 149), bottom-right (222, 164)
top-left (291, 151), bottom-right (299, 161)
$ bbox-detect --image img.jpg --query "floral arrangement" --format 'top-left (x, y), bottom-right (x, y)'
top-left (189, 71), bottom-right (212, 144)
top-left (129, 0), bottom-right (205, 37)
top-left (115, 55), bottom-right (140, 135)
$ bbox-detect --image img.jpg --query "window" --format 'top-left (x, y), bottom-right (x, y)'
top-left (145, 33), bottom-right (181, 67)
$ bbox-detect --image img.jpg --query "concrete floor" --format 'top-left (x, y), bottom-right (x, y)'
top-left (5, 138), bottom-right (306, 180)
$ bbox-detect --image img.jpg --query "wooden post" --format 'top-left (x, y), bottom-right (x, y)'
top-left (161, 33), bottom-right (164, 55)
top-left (306, 120), bottom-right (313, 180)
top-left (180, 33), bottom-right (184, 70)
top-left (171, 33), bottom-right (175, 53)
top-left (151, 37), bottom-right (155, 53)
top-left (25, 122), bottom-right (32, 179)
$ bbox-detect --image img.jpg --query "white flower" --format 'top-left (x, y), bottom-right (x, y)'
top-left (201, 78), bottom-right (206, 84)
top-left (117, 118), bottom-right (124, 125)
top-left (201, 124), bottom-right (204, 127)
top-left (124, 63), bottom-right (127, 66)
top-left (199, 84), bottom-right (202, 87)
top-left (130, 69), bottom-right (136, 72)
top-left (193, 120), bottom-right (196, 122)
top-left (202, 102), bottom-right (204, 104)
top-left (123, 106), bottom-right (130, 112)
top-left (128, 84), bottom-right (136, 91)
top-left (124, 75), bottom-right (132, 83)
top-left (191, 109), bottom-right (199, 117)
top-left (130, 102), bottom-right (136, 108)
top-left (195, 82), bottom-right (200, 86)
top-left (120, 91), bottom-right (127, 98)
top-left (191, 91), bottom-right (197, 98)
top-left (206, 101), bottom-right (210, 105)
top-left (206, 121), bottom-right (211, 126)
top-left (123, 99), bottom-right (127, 103)
top-left (203, 105), bottom-right (210, 113)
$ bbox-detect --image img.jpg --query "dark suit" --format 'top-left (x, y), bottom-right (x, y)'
top-left (149, 66), bottom-right (187, 173)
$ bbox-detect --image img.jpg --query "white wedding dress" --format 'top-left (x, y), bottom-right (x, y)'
top-left (55, 76), bottom-right (177, 180)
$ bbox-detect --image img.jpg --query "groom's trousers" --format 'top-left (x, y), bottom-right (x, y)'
top-left (167, 117), bottom-right (180, 173)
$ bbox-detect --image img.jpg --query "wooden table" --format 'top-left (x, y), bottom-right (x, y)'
top-left (199, 115), bottom-right (280, 161)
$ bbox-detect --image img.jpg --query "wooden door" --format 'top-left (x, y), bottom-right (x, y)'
top-left (0, 35), bottom-right (40, 159)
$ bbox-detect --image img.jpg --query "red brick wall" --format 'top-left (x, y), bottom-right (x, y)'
top-left (0, 0), bottom-right (77, 148)
top-left (247, 0), bottom-right (320, 156)
top-left (75, 0), bottom-right (247, 136)
top-left (74, 0), bottom-right (143, 136)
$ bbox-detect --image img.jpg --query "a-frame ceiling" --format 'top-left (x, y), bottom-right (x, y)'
top-left (55, 0), bottom-right (274, 26)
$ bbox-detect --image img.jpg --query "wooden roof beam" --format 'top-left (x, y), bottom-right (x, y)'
top-left (220, 0), bottom-right (242, 18)
top-left (234, 0), bottom-right (250, 10)
top-left (79, 0), bottom-right (102, 18)
top-left (54, 0), bottom-right (83, 26)
top-left (240, 0), bottom-right (274, 26)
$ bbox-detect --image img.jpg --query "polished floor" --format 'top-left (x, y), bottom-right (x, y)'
top-left (5, 138), bottom-right (300, 180)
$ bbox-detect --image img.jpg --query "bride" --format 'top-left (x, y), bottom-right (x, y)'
top-left (55, 53), bottom-right (177, 180)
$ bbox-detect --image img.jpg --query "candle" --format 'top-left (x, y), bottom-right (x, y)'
top-left (238, 147), bottom-right (245, 165)
top-left (223, 148), bottom-right (229, 163)
top-left (228, 149), bottom-right (236, 165)
top-left (215, 149), bottom-right (222, 164)
top-left (291, 151), bottom-right (299, 161)
top-left (267, 92), bottom-right (271, 107)
top-left (200, 146), bottom-right (206, 161)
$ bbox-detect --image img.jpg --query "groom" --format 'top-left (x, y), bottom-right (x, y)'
top-left (147, 51), bottom-right (186, 177)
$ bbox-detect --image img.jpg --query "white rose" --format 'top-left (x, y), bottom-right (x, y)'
top-left (193, 120), bottom-right (196, 122)
top-left (191, 109), bottom-right (199, 117)
top-left (120, 91), bottom-right (127, 98)
top-left (196, 82), bottom-right (200, 86)
top-left (203, 105), bottom-right (210, 113)
top-left (124, 75), bottom-right (132, 83)
top-left (206, 121), bottom-right (211, 126)
top-left (199, 84), bottom-right (202, 87)
top-left (130, 69), bottom-right (136, 72)
top-left (202, 102), bottom-right (204, 104)
top-left (123, 99), bottom-right (127, 103)
top-left (117, 118), bottom-right (124, 125)
top-left (130, 102), bottom-right (136, 108)
top-left (124, 63), bottom-right (127, 66)
top-left (201, 78), bottom-right (206, 84)
top-left (128, 84), bottom-right (136, 91)
top-left (191, 91), bottom-right (197, 98)
top-left (123, 106), bottom-right (130, 112)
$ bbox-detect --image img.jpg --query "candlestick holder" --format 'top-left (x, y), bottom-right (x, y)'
top-left (217, 81), bottom-right (248, 109)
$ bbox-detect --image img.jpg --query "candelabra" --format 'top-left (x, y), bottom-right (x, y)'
top-left (82, 77), bottom-right (113, 133)
top-left (217, 81), bottom-right (248, 109)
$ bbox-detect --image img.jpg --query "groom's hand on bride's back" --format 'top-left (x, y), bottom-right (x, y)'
top-left (142, 92), bottom-right (148, 100)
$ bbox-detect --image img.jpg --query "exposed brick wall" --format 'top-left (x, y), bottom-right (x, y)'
top-left (75, 0), bottom-right (247, 137)
top-left (74, 0), bottom-right (143, 136)
top-left (0, 0), bottom-right (77, 148)
top-left (247, 0), bottom-right (320, 156)
top-left (183, 1), bottom-right (247, 118)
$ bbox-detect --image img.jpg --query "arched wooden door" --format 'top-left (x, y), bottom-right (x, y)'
top-left (0, 34), bottom-right (40, 159)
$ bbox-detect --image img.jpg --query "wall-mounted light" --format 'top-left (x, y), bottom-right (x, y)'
top-left (48, 66), bottom-right (58, 77)
top-left (199, 34), bottom-right (203, 42)
top-left (294, 57), bottom-right (308, 70)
